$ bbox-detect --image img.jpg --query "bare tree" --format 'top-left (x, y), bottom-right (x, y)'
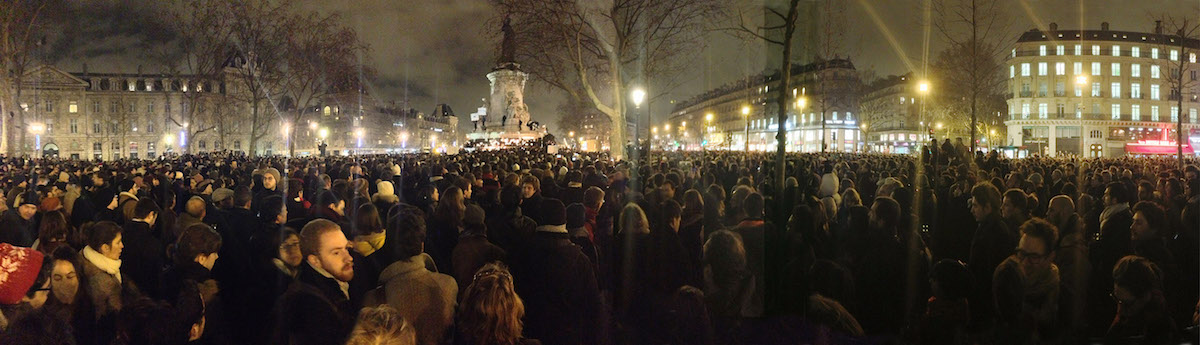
top-left (152, 0), bottom-right (233, 154)
top-left (0, 0), bottom-right (50, 156)
top-left (1152, 14), bottom-right (1200, 168)
top-left (928, 41), bottom-right (1006, 142)
top-left (724, 0), bottom-right (803, 203)
top-left (494, 0), bottom-right (723, 160)
top-left (224, 0), bottom-right (291, 157)
top-left (930, 0), bottom-right (1011, 154)
top-left (280, 12), bottom-right (369, 157)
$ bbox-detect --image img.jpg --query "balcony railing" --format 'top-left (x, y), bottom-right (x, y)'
top-left (1054, 91), bottom-right (1068, 97)
top-left (1020, 91), bottom-right (1034, 97)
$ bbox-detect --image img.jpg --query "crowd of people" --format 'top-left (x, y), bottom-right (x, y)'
top-left (0, 144), bottom-right (1195, 344)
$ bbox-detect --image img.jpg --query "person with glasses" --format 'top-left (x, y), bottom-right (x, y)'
top-left (1106, 255), bottom-right (1176, 343)
top-left (967, 182), bottom-right (1016, 332)
top-left (993, 218), bottom-right (1061, 343)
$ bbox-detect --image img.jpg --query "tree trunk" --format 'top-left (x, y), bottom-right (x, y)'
top-left (248, 98), bottom-right (259, 157)
top-left (775, 0), bottom-right (800, 207)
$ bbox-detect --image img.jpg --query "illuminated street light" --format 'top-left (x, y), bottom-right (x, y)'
top-left (309, 122), bottom-right (318, 130)
top-left (630, 88), bottom-right (646, 108)
top-left (705, 113), bottom-right (714, 122)
top-left (1075, 75), bottom-right (1088, 86)
top-left (652, 127), bottom-right (658, 134)
top-left (665, 124), bottom-right (671, 131)
top-left (355, 128), bottom-right (365, 138)
top-left (318, 128), bottom-right (329, 140)
top-left (282, 123), bottom-right (291, 136)
top-left (28, 123), bottom-right (45, 134)
top-left (163, 134), bottom-right (175, 145)
top-left (741, 106), bottom-right (750, 116)
top-left (936, 122), bottom-right (944, 129)
top-left (918, 81), bottom-right (930, 94)
top-left (568, 131), bottom-right (575, 137)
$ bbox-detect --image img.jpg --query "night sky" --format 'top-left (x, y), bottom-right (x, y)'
top-left (44, 0), bottom-right (1199, 135)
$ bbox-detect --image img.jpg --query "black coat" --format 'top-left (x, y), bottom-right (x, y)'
top-left (485, 208), bottom-right (536, 254)
top-left (272, 263), bottom-right (356, 345)
top-left (0, 209), bottom-right (34, 246)
top-left (967, 213), bottom-right (1015, 327)
top-left (511, 230), bottom-right (602, 345)
top-left (121, 220), bottom-right (164, 297)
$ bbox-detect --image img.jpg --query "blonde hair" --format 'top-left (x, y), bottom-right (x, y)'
top-left (344, 305), bottom-right (416, 345)
top-left (457, 263), bottom-right (525, 345)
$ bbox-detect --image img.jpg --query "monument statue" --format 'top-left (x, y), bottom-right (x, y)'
top-left (500, 16), bottom-right (516, 64)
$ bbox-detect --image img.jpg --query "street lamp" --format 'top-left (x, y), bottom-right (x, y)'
top-left (29, 122), bottom-right (45, 152)
top-left (631, 87), bottom-right (647, 147)
top-left (918, 80), bottom-right (930, 143)
top-left (1076, 75), bottom-right (1088, 156)
top-left (742, 105), bottom-right (751, 152)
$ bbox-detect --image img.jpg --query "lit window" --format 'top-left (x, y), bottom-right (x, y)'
top-left (1131, 46), bottom-right (1140, 57)
top-left (1131, 64), bottom-right (1140, 77)
top-left (1112, 45), bottom-right (1120, 56)
top-left (1092, 82), bottom-right (1101, 97)
top-left (1151, 65), bottom-right (1160, 78)
top-left (1010, 65), bottom-right (1015, 78)
top-left (1112, 104), bottom-right (1121, 120)
top-left (324, 106), bottom-right (331, 116)
top-left (68, 101), bottom-right (77, 113)
top-left (1092, 62), bottom-right (1101, 76)
top-left (1021, 63), bottom-right (1030, 76)
top-left (1131, 83), bottom-right (1141, 98)
top-left (1171, 49), bottom-right (1179, 61)
top-left (1132, 104), bottom-right (1140, 121)
top-left (1074, 62), bottom-right (1083, 75)
top-left (1172, 106), bottom-right (1179, 122)
top-left (1152, 48), bottom-right (1159, 59)
top-left (1039, 103), bottom-right (1048, 119)
top-left (1074, 45), bottom-right (1082, 55)
top-left (1040, 45), bottom-right (1047, 56)
top-left (1112, 83), bottom-right (1121, 98)
top-left (1055, 62), bottom-right (1065, 75)
top-left (1111, 63), bottom-right (1121, 76)
top-left (1191, 108), bottom-right (1197, 123)
top-left (1038, 62), bottom-right (1047, 76)
top-left (1056, 45), bottom-right (1065, 55)
top-left (128, 81), bottom-right (135, 91)
top-left (1191, 53), bottom-right (1197, 63)
top-left (1152, 106), bottom-right (1160, 121)
top-left (1092, 45), bottom-right (1100, 55)
top-left (1022, 104), bottom-right (1030, 119)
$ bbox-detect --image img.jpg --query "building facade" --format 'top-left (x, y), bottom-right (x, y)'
top-left (295, 96), bottom-right (459, 156)
top-left (860, 73), bottom-right (932, 154)
top-left (668, 59), bottom-right (862, 152)
top-left (1005, 22), bottom-right (1200, 157)
top-left (12, 64), bottom-right (271, 160)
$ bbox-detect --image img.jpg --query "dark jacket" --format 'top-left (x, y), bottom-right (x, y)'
top-left (121, 220), bottom-right (164, 297)
top-left (732, 218), bottom-right (768, 318)
top-left (160, 261), bottom-right (231, 345)
top-left (0, 209), bottom-right (34, 246)
top-left (485, 207), bottom-right (536, 254)
top-left (968, 212), bottom-right (1015, 327)
top-left (451, 229), bottom-right (506, 298)
top-left (272, 263), bottom-right (356, 345)
top-left (511, 229), bottom-right (602, 345)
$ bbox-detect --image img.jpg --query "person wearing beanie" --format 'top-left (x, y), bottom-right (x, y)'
top-left (372, 180), bottom-right (400, 221)
top-left (0, 243), bottom-right (52, 330)
top-left (451, 204), bottom-right (506, 300)
top-left (565, 203), bottom-right (599, 273)
top-left (253, 167), bottom-right (284, 216)
top-left (0, 191), bottom-right (40, 247)
top-left (510, 197), bottom-right (601, 345)
top-left (5, 175), bottom-right (27, 209)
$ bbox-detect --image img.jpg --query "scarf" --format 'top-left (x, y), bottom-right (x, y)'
top-left (273, 258), bottom-right (297, 278)
top-left (353, 232), bottom-right (386, 257)
top-left (82, 246), bottom-right (122, 284)
top-left (1099, 203), bottom-right (1129, 229)
top-left (312, 264), bottom-right (350, 299)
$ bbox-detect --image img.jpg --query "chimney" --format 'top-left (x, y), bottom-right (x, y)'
top-left (81, 63), bottom-right (88, 75)
top-left (1101, 22), bottom-right (1109, 31)
top-left (1155, 20), bottom-right (1163, 34)
top-left (1049, 22), bottom-right (1058, 31)
top-left (137, 64), bottom-right (143, 76)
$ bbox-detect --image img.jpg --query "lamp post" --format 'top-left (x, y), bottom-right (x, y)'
top-left (918, 81), bottom-right (930, 146)
top-left (742, 105), bottom-right (750, 152)
top-left (28, 122), bottom-right (45, 155)
top-left (631, 87), bottom-right (646, 150)
top-left (1076, 75), bottom-right (1088, 157)
top-left (795, 97), bottom-right (807, 152)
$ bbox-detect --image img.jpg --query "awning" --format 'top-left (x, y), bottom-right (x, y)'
top-left (1124, 140), bottom-right (1194, 155)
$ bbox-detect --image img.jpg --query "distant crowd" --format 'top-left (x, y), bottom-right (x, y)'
top-left (0, 144), bottom-right (1195, 344)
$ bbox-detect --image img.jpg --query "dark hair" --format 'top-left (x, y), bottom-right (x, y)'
top-left (37, 211), bottom-right (70, 252)
top-left (353, 203), bottom-right (384, 236)
top-left (233, 186), bottom-right (253, 207)
top-left (661, 199), bottom-right (682, 227)
top-left (133, 198), bottom-right (161, 219)
top-left (25, 255), bottom-right (53, 298)
top-left (1132, 201), bottom-right (1167, 237)
top-left (1003, 188), bottom-right (1029, 212)
top-left (386, 206), bottom-right (427, 259)
top-left (87, 221), bottom-right (124, 252)
top-left (743, 193), bottom-right (764, 218)
top-left (175, 224), bottom-right (223, 265)
top-left (299, 219), bottom-right (342, 259)
top-left (872, 196), bottom-right (902, 232)
top-left (971, 182), bottom-right (1002, 211)
top-left (287, 178), bottom-right (304, 199)
top-left (259, 195), bottom-right (285, 223)
top-left (931, 259), bottom-right (972, 300)
top-left (1113, 255), bottom-right (1163, 297)
top-left (116, 297), bottom-right (195, 345)
top-left (1105, 182), bottom-right (1132, 204)
top-left (0, 308), bottom-right (77, 345)
top-left (500, 185), bottom-right (523, 209)
top-left (1018, 218), bottom-right (1058, 254)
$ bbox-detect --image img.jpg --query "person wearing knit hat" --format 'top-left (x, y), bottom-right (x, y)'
top-left (564, 203), bottom-right (598, 270)
top-left (451, 203), bottom-right (506, 299)
top-left (372, 180), bottom-right (400, 217)
top-left (0, 243), bottom-right (52, 325)
top-left (0, 191), bottom-right (40, 247)
top-left (537, 198), bottom-right (567, 231)
top-left (37, 197), bottom-right (61, 213)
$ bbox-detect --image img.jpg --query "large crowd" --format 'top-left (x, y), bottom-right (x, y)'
top-left (0, 142), bottom-right (1196, 344)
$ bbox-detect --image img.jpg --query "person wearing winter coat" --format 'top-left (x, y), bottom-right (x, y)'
top-left (452, 204), bottom-right (506, 300)
top-left (272, 219), bottom-right (358, 345)
top-left (364, 206), bottom-right (457, 345)
top-left (992, 218), bottom-right (1061, 343)
top-left (1046, 195), bottom-right (1090, 338)
top-left (0, 192), bottom-right (39, 246)
top-left (119, 199), bottom-right (164, 300)
top-left (967, 182), bottom-right (1016, 330)
top-left (371, 181), bottom-right (400, 223)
